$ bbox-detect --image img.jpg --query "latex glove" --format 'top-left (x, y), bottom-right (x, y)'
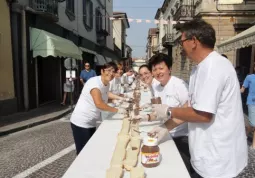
top-left (140, 103), bottom-right (152, 109)
top-left (148, 125), bottom-right (169, 144)
top-left (152, 104), bottom-right (170, 120)
top-left (117, 108), bottom-right (127, 115)
top-left (132, 114), bottom-right (149, 122)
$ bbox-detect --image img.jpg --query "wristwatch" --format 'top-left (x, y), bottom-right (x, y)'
top-left (167, 107), bottom-right (172, 119)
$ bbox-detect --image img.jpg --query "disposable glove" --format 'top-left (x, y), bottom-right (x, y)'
top-left (148, 125), bottom-right (169, 144)
top-left (152, 104), bottom-right (170, 120)
top-left (117, 108), bottom-right (127, 115)
top-left (132, 114), bottom-right (149, 122)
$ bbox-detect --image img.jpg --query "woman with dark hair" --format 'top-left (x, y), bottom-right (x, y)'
top-left (241, 64), bottom-right (255, 149)
top-left (70, 62), bottom-right (127, 155)
top-left (138, 64), bottom-right (159, 95)
top-left (136, 53), bottom-right (191, 172)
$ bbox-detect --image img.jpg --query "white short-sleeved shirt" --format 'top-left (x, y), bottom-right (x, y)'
top-left (109, 77), bottom-right (121, 94)
top-left (188, 51), bottom-right (247, 178)
top-left (70, 76), bottom-right (109, 128)
top-left (154, 76), bottom-right (189, 138)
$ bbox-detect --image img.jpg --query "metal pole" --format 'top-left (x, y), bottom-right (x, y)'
top-left (70, 59), bottom-right (73, 110)
top-left (21, 9), bottom-right (29, 110)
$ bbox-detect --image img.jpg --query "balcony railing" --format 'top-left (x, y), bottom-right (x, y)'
top-left (29, 0), bottom-right (58, 19)
top-left (152, 45), bottom-right (159, 53)
top-left (162, 33), bottom-right (174, 47)
top-left (173, 5), bottom-right (194, 21)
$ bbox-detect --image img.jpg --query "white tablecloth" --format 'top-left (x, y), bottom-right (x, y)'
top-left (63, 91), bottom-right (191, 178)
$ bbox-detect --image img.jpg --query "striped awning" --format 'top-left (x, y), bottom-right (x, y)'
top-left (217, 25), bottom-right (255, 53)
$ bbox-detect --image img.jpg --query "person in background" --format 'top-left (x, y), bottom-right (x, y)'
top-left (109, 63), bottom-right (124, 95)
top-left (241, 64), bottom-right (255, 149)
top-left (80, 62), bottom-right (97, 85)
top-left (61, 77), bottom-right (75, 106)
top-left (70, 62), bottom-right (127, 155)
top-left (149, 19), bottom-right (247, 178)
top-left (138, 64), bottom-right (159, 96)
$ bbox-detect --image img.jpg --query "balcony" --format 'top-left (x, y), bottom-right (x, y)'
top-left (152, 45), bottom-right (159, 53)
top-left (173, 5), bottom-right (194, 21)
top-left (29, 0), bottom-right (58, 21)
top-left (162, 33), bottom-right (174, 47)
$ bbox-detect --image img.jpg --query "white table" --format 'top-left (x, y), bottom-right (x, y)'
top-left (63, 91), bottom-right (191, 178)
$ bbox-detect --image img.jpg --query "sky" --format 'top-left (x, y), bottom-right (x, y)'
top-left (113, 0), bottom-right (164, 58)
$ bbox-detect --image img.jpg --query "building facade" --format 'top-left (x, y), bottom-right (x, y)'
top-left (0, 1), bottom-right (16, 116)
top-left (6, 0), bottom-right (119, 115)
top-left (154, 0), bottom-right (255, 83)
top-left (112, 12), bottom-right (131, 71)
top-left (146, 28), bottom-right (159, 60)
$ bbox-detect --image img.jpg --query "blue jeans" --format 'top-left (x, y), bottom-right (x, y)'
top-left (248, 105), bottom-right (255, 127)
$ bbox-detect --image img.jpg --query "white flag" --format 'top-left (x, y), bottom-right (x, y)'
top-left (218, 0), bottom-right (243, 4)
top-left (154, 20), bottom-right (159, 24)
top-left (128, 18), bottom-right (134, 22)
top-left (145, 20), bottom-right (151, 23)
top-left (136, 19), bottom-right (142, 23)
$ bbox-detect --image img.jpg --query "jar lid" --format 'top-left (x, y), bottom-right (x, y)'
top-left (143, 136), bottom-right (158, 146)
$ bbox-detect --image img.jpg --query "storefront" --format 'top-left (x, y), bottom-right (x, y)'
top-left (30, 27), bottom-right (82, 107)
top-left (218, 25), bottom-right (255, 112)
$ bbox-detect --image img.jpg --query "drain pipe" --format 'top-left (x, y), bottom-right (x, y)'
top-left (21, 9), bottom-right (29, 110)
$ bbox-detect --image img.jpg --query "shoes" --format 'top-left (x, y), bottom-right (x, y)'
top-left (60, 103), bottom-right (65, 106)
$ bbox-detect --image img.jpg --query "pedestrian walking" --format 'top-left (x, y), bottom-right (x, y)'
top-left (80, 62), bottom-right (97, 85)
top-left (241, 64), bottom-right (255, 149)
top-left (148, 19), bottom-right (248, 178)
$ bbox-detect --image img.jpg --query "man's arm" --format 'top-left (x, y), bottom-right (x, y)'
top-left (171, 107), bottom-right (213, 123)
top-left (240, 86), bottom-right (246, 93)
top-left (80, 78), bottom-right (84, 85)
top-left (164, 102), bottom-right (188, 131)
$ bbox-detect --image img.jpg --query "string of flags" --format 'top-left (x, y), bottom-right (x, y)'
top-left (109, 17), bottom-right (183, 25)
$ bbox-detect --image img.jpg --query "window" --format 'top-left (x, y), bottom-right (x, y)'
top-left (108, 17), bottom-right (111, 34)
top-left (96, 8), bottom-right (103, 32)
top-left (66, 0), bottom-right (75, 21)
top-left (83, 0), bottom-right (93, 30)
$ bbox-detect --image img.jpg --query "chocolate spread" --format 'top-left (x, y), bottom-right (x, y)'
top-left (141, 137), bottom-right (160, 168)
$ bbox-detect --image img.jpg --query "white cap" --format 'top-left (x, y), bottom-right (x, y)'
top-left (143, 136), bottom-right (158, 146)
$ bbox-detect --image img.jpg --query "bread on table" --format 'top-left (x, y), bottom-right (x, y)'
top-left (106, 167), bottom-right (123, 178)
top-left (130, 167), bottom-right (145, 178)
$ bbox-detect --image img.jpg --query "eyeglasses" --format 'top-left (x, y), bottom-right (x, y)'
top-left (179, 38), bottom-right (191, 46)
top-left (104, 68), bottom-right (116, 74)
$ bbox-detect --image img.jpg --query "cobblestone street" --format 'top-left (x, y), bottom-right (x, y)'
top-left (0, 116), bottom-right (76, 178)
top-left (0, 114), bottom-right (255, 178)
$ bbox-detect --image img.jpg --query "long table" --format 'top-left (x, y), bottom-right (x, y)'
top-left (63, 91), bottom-right (191, 178)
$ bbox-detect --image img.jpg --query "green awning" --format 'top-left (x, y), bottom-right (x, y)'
top-left (30, 27), bottom-right (82, 60)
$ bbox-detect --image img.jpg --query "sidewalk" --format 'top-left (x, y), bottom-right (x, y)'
top-left (0, 102), bottom-right (72, 136)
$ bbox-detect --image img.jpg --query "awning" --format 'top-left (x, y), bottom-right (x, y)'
top-left (105, 57), bottom-right (112, 62)
top-left (79, 47), bottom-right (97, 55)
top-left (217, 25), bottom-right (255, 53)
top-left (218, 0), bottom-right (243, 4)
top-left (94, 54), bottom-right (106, 66)
top-left (30, 27), bottom-right (82, 60)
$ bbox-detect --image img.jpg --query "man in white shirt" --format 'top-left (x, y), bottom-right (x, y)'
top-left (150, 19), bottom-right (248, 178)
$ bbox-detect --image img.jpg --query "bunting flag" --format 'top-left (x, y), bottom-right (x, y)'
top-left (110, 17), bottom-right (184, 25)
top-left (136, 19), bottom-right (142, 23)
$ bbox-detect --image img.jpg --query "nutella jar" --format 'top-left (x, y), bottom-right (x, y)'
top-left (141, 137), bottom-right (160, 168)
